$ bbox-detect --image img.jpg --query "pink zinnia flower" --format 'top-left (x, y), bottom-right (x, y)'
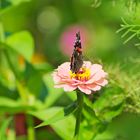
top-left (52, 61), bottom-right (108, 94)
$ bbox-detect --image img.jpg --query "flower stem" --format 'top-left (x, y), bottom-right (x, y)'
top-left (0, 22), bottom-right (5, 43)
top-left (74, 90), bottom-right (84, 139)
top-left (26, 115), bottom-right (35, 140)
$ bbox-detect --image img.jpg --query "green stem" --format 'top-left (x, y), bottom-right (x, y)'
top-left (4, 49), bottom-right (28, 104)
top-left (4, 49), bottom-right (19, 79)
top-left (0, 21), bottom-right (18, 79)
top-left (27, 115), bottom-right (35, 140)
top-left (74, 90), bottom-right (84, 139)
top-left (0, 22), bottom-right (5, 43)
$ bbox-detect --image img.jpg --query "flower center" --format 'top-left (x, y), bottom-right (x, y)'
top-left (70, 67), bottom-right (90, 81)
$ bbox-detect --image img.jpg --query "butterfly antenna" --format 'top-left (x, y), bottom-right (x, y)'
top-left (76, 31), bottom-right (80, 41)
top-left (74, 31), bottom-right (81, 48)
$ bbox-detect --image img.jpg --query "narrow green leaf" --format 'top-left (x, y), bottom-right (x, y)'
top-left (121, 27), bottom-right (134, 38)
top-left (124, 33), bottom-right (137, 44)
top-left (116, 27), bottom-right (126, 33)
top-left (135, 43), bottom-right (140, 46)
top-left (121, 17), bottom-right (128, 25)
top-left (64, 101), bottom-right (77, 115)
top-left (0, 97), bottom-right (36, 113)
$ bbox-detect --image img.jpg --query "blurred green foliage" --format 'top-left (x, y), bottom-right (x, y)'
top-left (0, 0), bottom-right (140, 139)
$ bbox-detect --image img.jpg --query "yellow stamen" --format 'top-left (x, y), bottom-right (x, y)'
top-left (69, 67), bottom-right (90, 81)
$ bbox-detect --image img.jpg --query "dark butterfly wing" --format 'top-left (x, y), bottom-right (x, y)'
top-left (70, 32), bottom-right (83, 73)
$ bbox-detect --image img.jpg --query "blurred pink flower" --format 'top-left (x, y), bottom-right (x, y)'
top-left (52, 61), bottom-right (108, 94)
top-left (60, 25), bottom-right (89, 56)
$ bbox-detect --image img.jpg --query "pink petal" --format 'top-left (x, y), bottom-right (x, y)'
top-left (61, 78), bottom-right (73, 83)
top-left (71, 79), bottom-right (84, 85)
top-left (78, 85), bottom-right (92, 94)
top-left (52, 72), bottom-right (61, 84)
top-left (92, 70), bottom-right (106, 81)
top-left (83, 61), bottom-right (92, 69)
top-left (87, 70), bottom-right (107, 84)
top-left (61, 78), bottom-right (83, 86)
top-left (95, 79), bottom-right (108, 86)
top-left (55, 84), bottom-right (77, 92)
top-left (54, 84), bottom-right (65, 88)
top-left (57, 62), bottom-right (71, 78)
top-left (87, 84), bottom-right (101, 91)
top-left (90, 64), bottom-right (102, 76)
top-left (64, 85), bottom-right (77, 91)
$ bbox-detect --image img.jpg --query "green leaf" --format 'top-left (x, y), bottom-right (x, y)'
top-left (0, 97), bottom-right (18, 108)
top-left (31, 101), bottom-right (77, 128)
top-left (23, 62), bottom-right (48, 101)
top-left (102, 103), bottom-right (124, 122)
top-left (0, 117), bottom-right (12, 140)
top-left (93, 85), bottom-right (125, 121)
top-left (83, 103), bottom-right (100, 123)
top-left (33, 63), bottom-right (53, 73)
top-left (36, 129), bottom-right (60, 140)
top-left (7, 0), bottom-right (31, 6)
top-left (51, 115), bottom-right (75, 140)
top-left (0, 2), bottom-right (33, 32)
top-left (0, 83), bottom-right (16, 99)
top-left (0, 97), bottom-right (36, 113)
top-left (94, 113), bottom-right (140, 140)
top-left (6, 31), bottom-right (34, 62)
top-left (93, 86), bottom-right (124, 110)
top-left (66, 90), bottom-right (77, 101)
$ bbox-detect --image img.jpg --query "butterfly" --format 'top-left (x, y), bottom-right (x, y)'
top-left (70, 32), bottom-right (83, 73)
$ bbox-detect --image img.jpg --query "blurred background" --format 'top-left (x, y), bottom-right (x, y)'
top-left (0, 0), bottom-right (140, 140)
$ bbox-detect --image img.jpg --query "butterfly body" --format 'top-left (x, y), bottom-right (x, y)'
top-left (70, 32), bottom-right (83, 73)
